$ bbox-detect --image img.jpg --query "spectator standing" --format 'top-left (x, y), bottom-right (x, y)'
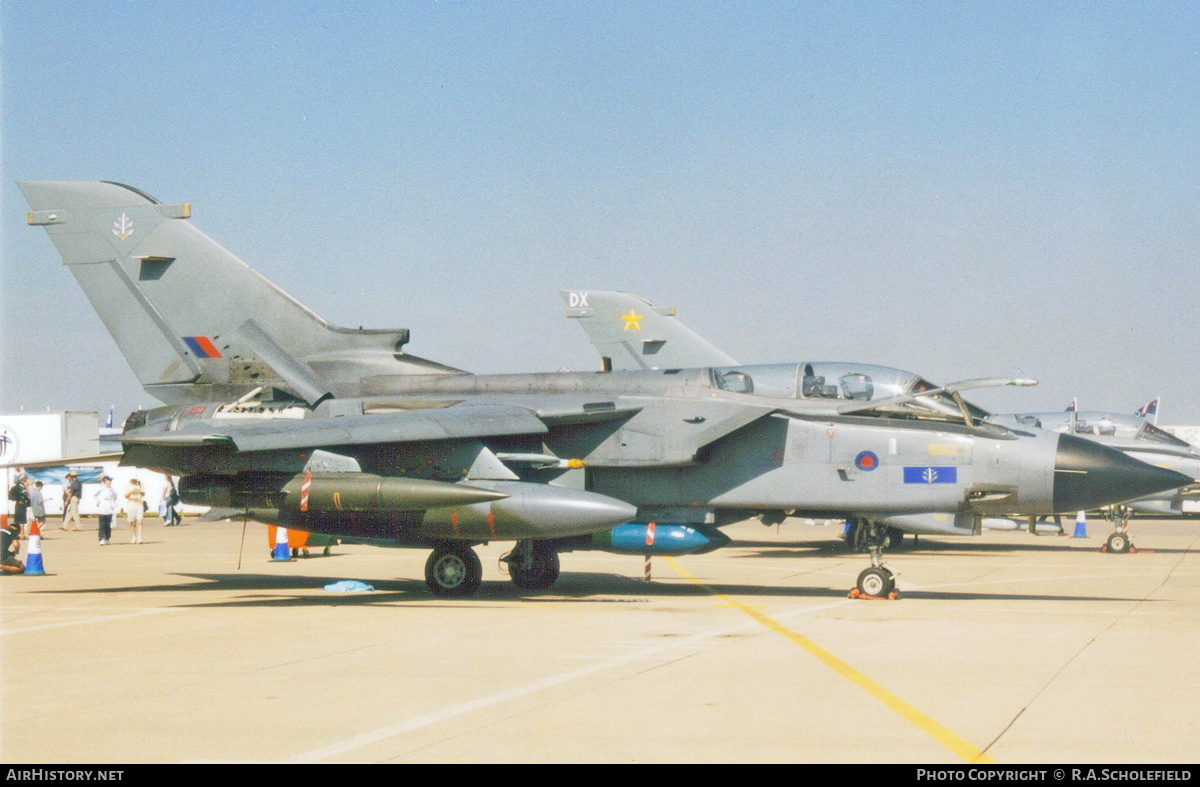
top-left (62, 471), bottom-right (82, 531)
top-left (8, 474), bottom-right (30, 536)
top-left (124, 477), bottom-right (145, 544)
top-left (162, 481), bottom-right (182, 527)
top-left (94, 476), bottom-right (118, 546)
top-left (29, 481), bottom-right (46, 531)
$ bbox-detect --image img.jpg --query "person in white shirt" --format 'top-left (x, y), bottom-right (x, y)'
top-left (93, 476), bottom-right (119, 546)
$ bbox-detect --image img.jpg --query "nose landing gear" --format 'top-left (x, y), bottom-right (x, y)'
top-left (1100, 506), bottom-right (1148, 554)
top-left (849, 521), bottom-right (900, 600)
top-left (1104, 530), bottom-right (1132, 554)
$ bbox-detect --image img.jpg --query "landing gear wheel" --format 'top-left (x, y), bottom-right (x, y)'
top-left (856, 566), bottom-right (895, 598)
top-left (425, 543), bottom-right (483, 597)
top-left (1106, 531), bottom-right (1131, 554)
top-left (510, 545), bottom-right (561, 590)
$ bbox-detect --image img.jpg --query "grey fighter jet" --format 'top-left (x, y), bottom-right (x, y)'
top-left (989, 409), bottom-right (1200, 551)
top-left (564, 291), bottom-right (1160, 551)
top-left (19, 181), bottom-right (1191, 598)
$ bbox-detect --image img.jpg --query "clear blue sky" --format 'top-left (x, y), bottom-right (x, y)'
top-left (3, 2), bottom-right (1198, 423)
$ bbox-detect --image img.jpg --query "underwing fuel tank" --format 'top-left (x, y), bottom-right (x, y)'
top-left (179, 473), bottom-right (509, 510)
top-left (279, 473), bottom-right (511, 512)
top-left (588, 523), bottom-right (732, 556)
top-left (180, 473), bottom-right (636, 541)
top-left (415, 482), bottom-right (638, 540)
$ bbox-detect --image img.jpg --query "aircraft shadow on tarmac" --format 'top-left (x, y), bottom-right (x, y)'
top-left (728, 537), bottom-right (1196, 557)
top-left (26, 570), bottom-right (1149, 607)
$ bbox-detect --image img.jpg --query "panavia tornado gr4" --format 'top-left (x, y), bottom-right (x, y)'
top-left (19, 181), bottom-right (1190, 598)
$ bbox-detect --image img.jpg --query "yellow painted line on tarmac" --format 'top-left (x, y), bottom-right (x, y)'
top-left (663, 556), bottom-right (997, 764)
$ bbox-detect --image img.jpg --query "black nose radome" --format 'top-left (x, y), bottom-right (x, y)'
top-left (1053, 433), bottom-right (1194, 513)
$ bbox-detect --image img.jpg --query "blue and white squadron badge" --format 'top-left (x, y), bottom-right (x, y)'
top-left (903, 466), bottom-right (958, 484)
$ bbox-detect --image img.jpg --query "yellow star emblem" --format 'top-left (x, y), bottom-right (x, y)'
top-left (621, 309), bottom-right (643, 331)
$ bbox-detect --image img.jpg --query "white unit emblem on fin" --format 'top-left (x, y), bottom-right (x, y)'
top-left (0, 425), bottom-right (19, 464)
top-left (112, 213), bottom-right (134, 241)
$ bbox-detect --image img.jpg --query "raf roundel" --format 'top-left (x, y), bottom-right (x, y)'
top-left (855, 451), bottom-right (879, 471)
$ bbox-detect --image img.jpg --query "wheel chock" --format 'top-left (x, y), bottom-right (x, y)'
top-left (1100, 544), bottom-right (1153, 554)
top-left (848, 588), bottom-right (900, 601)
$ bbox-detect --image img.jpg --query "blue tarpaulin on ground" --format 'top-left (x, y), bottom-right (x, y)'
top-left (323, 580), bottom-right (374, 593)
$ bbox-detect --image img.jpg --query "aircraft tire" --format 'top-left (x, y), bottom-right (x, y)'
top-left (425, 543), bottom-right (483, 597)
top-left (856, 567), bottom-right (894, 597)
top-left (510, 546), bottom-right (560, 590)
top-left (1106, 532), bottom-right (1131, 554)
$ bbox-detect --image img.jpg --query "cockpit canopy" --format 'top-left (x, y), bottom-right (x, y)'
top-left (707, 362), bottom-right (989, 420)
top-left (994, 411), bottom-right (1192, 448)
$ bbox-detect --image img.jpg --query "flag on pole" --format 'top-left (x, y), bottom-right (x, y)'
top-left (105, 406), bottom-right (114, 429)
top-left (1065, 398), bottom-right (1077, 412)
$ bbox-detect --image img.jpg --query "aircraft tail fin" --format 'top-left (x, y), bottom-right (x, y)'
top-left (19, 181), bottom-right (461, 405)
top-left (561, 290), bottom-right (736, 371)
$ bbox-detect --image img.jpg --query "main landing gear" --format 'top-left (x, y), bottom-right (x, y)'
top-left (425, 541), bottom-right (483, 597)
top-left (501, 539), bottom-right (561, 590)
top-left (424, 540), bottom-right (564, 597)
top-left (848, 520), bottom-right (900, 600)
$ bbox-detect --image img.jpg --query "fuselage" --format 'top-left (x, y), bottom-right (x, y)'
top-left (121, 365), bottom-right (1192, 542)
